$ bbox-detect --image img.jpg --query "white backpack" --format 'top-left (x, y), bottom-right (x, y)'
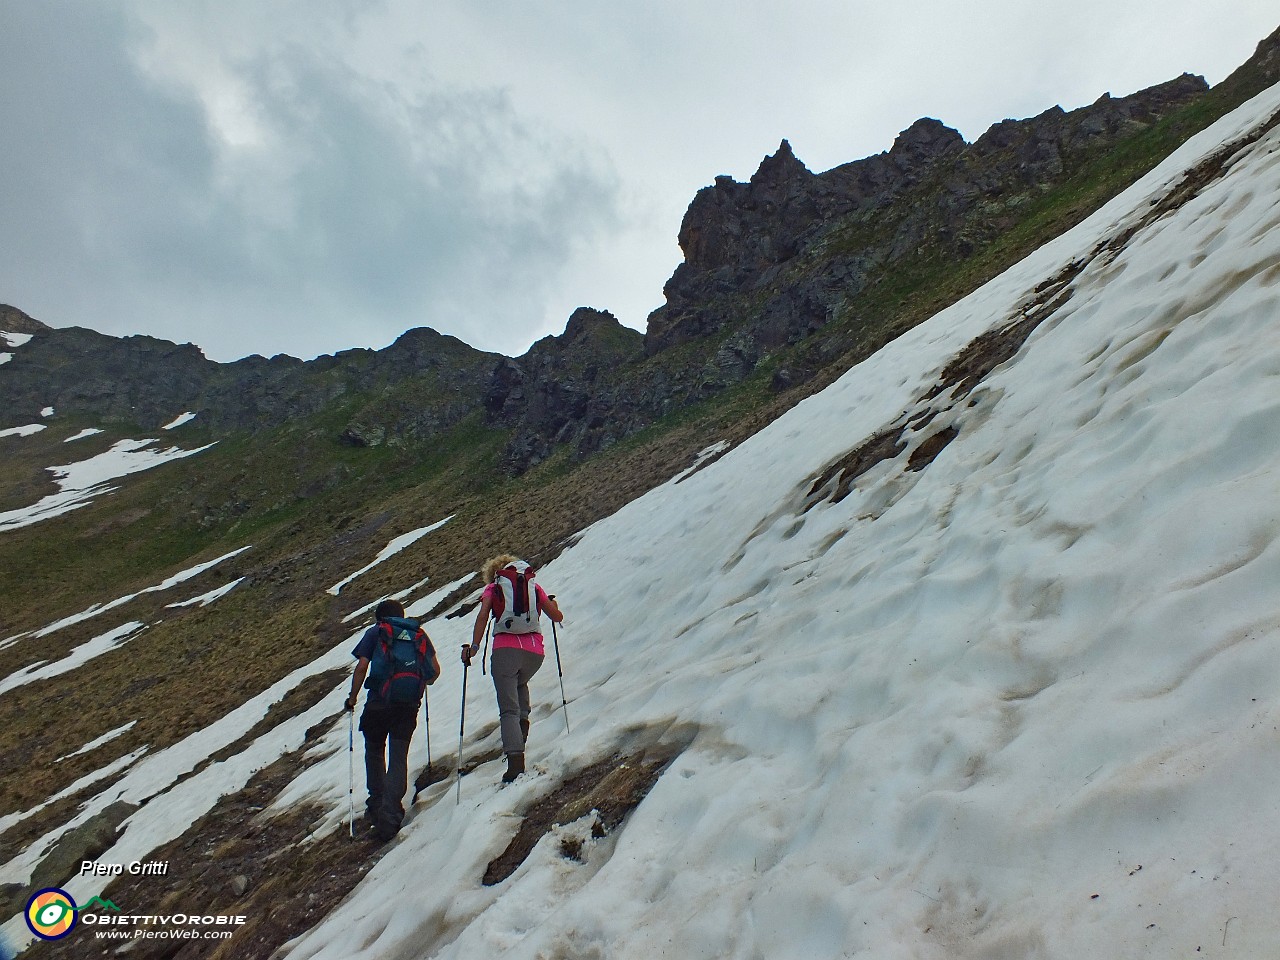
top-left (493, 560), bottom-right (541, 635)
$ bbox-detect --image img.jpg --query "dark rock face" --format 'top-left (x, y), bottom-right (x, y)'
top-left (646, 73), bottom-right (1209, 359)
top-left (2, 324), bottom-right (219, 427)
top-left (1, 317), bottom-right (498, 441)
top-left (482, 308), bottom-right (644, 472)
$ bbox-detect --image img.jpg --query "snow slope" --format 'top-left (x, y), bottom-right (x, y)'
top-left (4, 80), bottom-right (1280, 959)
top-left (278, 82), bottom-right (1280, 959)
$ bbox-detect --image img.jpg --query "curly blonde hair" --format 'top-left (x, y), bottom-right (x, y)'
top-left (481, 554), bottom-right (519, 584)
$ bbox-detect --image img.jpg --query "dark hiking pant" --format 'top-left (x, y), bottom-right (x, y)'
top-left (490, 647), bottom-right (543, 755)
top-left (360, 701), bottom-right (418, 838)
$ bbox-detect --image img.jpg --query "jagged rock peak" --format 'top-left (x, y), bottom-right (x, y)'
top-left (521, 307), bottom-right (640, 359)
top-left (889, 118), bottom-right (965, 163)
top-left (563, 306), bottom-right (626, 343)
top-left (0, 304), bottom-right (51, 335)
top-left (751, 139), bottom-right (812, 186)
top-left (387, 325), bottom-right (485, 356)
top-left (1248, 23), bottom-right (1280, 68)
top-left (1216, 24), bottom-right (1280, 97)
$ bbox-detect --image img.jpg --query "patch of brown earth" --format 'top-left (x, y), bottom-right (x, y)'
top-left (482, 742), bottom-right (681, 886)
top-left (37, 715), bottom-right (388, 960)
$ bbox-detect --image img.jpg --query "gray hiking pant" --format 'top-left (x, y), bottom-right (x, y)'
top-left (490, 647), bottom-right (543, 755)
top-left (360, 702), bottom-right (418, 837)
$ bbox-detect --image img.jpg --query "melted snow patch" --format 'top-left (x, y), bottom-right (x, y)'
top-left (0, 424), bottom-right (45, 438)
top-left (405, 574), bottom-right (475, 619)
top-left (0, 330), bottom-right (32, 365)
top-left (31, 545), bottom-right (252, 638)
top-left (671, 440), bottom-right (731, 484)
top-left (0, 747), bottom-right (147, 839)
top-left (56, 721), bottom-right (138, 762)
top-left (0, 327), bottom-right (30, 363)
top-left (0, 437), bottom-right (217, 531)
top-left (64, 428), bottom-right (104, 442)
top-left (0, 633), bottom-right (358, 899)
top-left (340, 576), bottom-right (430, 624)
top-left (0, 621), bottom-right (147, 696)
top-left (327, 515), bottom-right (454, 595)
top-left (163, 412), bottom-right (197, 429)
top-left (165, 577), bottom-right (245, 609)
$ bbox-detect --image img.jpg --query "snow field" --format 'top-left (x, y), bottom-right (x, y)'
top-left (0, 621), bottom-right (147, 697)
top-left (278, 81), bottom-right (1280, 958)
top-left (63, 427), bottom-right (104, 442)
top-left (162, 412), bottom-right (197, 429)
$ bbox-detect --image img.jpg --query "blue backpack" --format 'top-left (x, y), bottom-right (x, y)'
top-left (365, 616), bottom-right (435, 703)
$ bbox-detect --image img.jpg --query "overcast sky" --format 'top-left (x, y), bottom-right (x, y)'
top-left (1, 2), bottom-right (1275, 362)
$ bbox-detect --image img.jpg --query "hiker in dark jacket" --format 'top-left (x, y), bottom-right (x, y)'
top-left (346, 599), bottom-right (440, 841)
top-left (462, 554), bottom-right (563, 782)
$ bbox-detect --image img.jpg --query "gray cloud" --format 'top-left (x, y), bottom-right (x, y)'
top-left (0, 0), bottom-right (622, 360)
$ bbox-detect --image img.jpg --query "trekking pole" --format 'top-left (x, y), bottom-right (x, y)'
top-left (456, 650), bottom-right (470, 805)
top-left (424, 686), bottom-right (432, 775)
top-left (411, 686), bottom-right (435, 805)
top-left (347, 708), bottom-right (355, 839)
top-left (551, 619), bottom-right (570, 734)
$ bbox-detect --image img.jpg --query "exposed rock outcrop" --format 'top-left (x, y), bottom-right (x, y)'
top-left (646, 73), bottom-right (1209, 358)
top-left (0, 304), bottom-right (50, 336)
top-left (484, 308), bottom-right (644, 471)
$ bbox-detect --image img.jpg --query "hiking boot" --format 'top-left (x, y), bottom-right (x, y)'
top-left (501, 752), bottom-right (525, 783)
top-left (519, 718), bottom-right (530, 747)
top-left (373, 810), bottom-right (402, 843)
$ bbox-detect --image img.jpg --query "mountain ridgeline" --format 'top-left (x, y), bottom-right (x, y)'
top-left (4, 27), bottom-right (1278, 483)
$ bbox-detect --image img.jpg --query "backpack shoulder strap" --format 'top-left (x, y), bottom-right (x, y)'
top-left (493, 572), bottom-right (512, 620)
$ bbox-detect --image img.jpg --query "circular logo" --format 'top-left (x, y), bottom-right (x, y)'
top-left (25, 888), bottom-right (78, 940)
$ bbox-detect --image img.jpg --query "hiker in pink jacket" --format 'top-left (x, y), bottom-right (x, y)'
top-left (462, 554), bottom-right (564, 782)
